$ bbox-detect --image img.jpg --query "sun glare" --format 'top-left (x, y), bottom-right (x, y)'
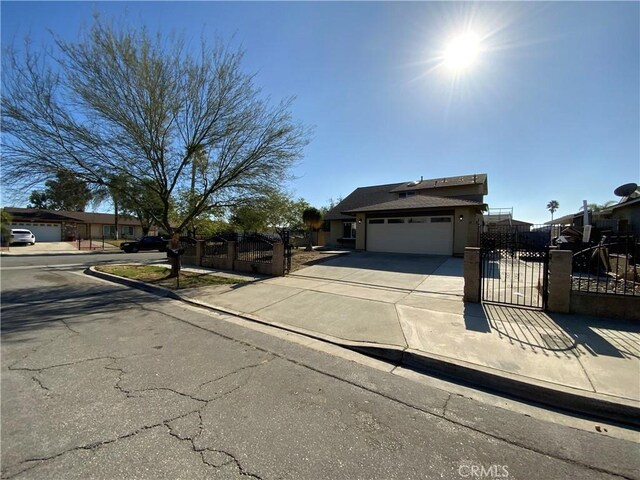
top-left (443, 32), bottom-right (482, 72)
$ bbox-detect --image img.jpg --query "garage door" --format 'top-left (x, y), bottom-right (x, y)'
top-left (9, 223), bottom-right (62, 242)
top-left (367, 216), bottom-right (453, 255)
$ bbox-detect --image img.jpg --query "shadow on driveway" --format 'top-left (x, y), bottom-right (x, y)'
top-left (461, 303), bottom-right (639, 360)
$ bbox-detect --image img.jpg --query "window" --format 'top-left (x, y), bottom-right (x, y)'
top-left (399, 192), bottom-right (416, 199)
top-left (431, 217), bottom-right (452, 223)
top-left (408, 218), bottom-right (427, 223)
top-left (388, 218), bottom-right (405, 224)
top-left (342, 222), bottom-right (356, 239)
top-left (368, 219), bottom-right (384, 224)
top-left (122, 226), bottom-right (134, 237)
top-left (102, 225), bottom-right (116, 238)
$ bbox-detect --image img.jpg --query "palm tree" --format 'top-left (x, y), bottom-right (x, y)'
top-left (547, 200), bottom-right (559, 221)
top-left (302, 207), bottom-right (323, 251)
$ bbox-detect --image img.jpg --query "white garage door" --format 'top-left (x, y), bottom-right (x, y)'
top-left (367, 216), bottom-right (453, 255)
top-left (9, 223), bottom-right (62, 242)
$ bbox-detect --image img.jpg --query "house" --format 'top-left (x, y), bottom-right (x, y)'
top-left (3, 207), bottom-right (158, 242)
top-left (324, 173), bottom-right (487, 256)
top-left (599, 197), bottom-right (640, 235)
top-left (543, 185), bottom-right (640, 236)
top-left (483, 211), bottom-right (533, 229)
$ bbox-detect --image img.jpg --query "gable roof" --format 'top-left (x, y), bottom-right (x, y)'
top-left (325, 173), bottom-right (488, 221)
top-left (389, 173), bottom-right (487, 193)
top-left (343, 195), bottom-right (485, 214)
top-left (324, 182), bottom-right (405, 221)
top-left (4, 207), bottom-right (142, 226)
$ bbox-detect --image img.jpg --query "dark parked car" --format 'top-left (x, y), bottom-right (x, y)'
top-left (120, 236), bottom-right (168, 253)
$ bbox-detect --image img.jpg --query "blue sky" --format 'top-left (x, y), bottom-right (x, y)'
top-left (2, 1), bottom-right (639, 224)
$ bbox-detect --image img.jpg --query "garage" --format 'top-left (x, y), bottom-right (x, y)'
top-left (9, 222), bottom-right (62, 242)
top-left (366, 216), bottom-right (453, 255)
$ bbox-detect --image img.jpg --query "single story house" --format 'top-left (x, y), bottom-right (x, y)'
top-left (483, 213), bottom-right (533, 228)
top-left (324, 173), bottom-right (488, 256)
top-left (544, 187), bottom-right (640, 236)
top-left (599, 197), bottom-right (640, 235)
top-left (4, 207), bottom-right (158, 242)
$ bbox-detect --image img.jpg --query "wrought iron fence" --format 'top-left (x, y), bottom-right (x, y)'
top-left (282, 229), bottom-right (292, 274)
top-left (572, 235), bottom-right (640, 296)
top-left (480, 225), bottom-right (551, 309)
top-left (235, 233), bottom-right (275, 264)
top-left (203, 236), bottom-right (229, 258)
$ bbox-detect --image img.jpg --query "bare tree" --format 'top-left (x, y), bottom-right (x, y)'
top-left (2, 18), bottom-right (310, 276)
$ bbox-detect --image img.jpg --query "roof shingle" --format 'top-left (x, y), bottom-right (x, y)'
top-left (343, 195), bottom-right (485, 214)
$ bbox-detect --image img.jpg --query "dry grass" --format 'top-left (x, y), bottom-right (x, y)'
top-left (290, 249), bottom-right (342, 272)
top-left (96, 264), bottom-right (243, 290)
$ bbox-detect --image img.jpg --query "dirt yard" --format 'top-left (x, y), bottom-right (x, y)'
top-left (290, 249), bottom-right (343, 272)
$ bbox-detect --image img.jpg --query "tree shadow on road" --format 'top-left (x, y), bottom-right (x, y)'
top-left (1, 280), bottom-right (166, 340)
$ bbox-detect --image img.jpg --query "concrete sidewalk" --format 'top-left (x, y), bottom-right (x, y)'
top-left (93, 254), bottom-right (640, 424)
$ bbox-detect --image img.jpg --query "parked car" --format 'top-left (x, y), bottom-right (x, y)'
top-left (120, 236), bottom-right (168, 253)
top-left (10, 229), bottom-right (36, 246)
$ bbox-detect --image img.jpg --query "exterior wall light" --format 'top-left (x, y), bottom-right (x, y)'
top-left (459, 214), bottom-right (464, 221)
top-left (358, 218), bottom-right (362, 224)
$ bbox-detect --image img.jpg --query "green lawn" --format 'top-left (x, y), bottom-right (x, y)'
top-left (96, 264), bottom-right (243, 290)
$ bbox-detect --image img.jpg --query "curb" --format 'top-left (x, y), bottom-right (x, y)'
top-left (87, 266), bottom-right (640, 428)
top-left (400, 350), bottom-right (640, 428)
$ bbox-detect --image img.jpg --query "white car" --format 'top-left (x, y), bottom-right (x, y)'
top-left (10, 229), bottom-right (36, 245)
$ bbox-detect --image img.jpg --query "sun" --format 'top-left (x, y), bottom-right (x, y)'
top-left (443, 32), bottom-right (482, 72)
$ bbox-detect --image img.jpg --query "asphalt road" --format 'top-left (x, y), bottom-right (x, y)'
top-left (0, 251), bottom-right (166, 268)
top-left (1, 260), bottom-right (639, 479)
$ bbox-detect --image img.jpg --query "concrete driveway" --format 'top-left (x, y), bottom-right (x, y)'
top-left (289, 252), bottom-right (464, 295)
top-left (173, 253), bottom-right (640, 407)
top-left (1, 242), bottom-right (80, 255)
top-left (182, 252), bottom-right (465, 348)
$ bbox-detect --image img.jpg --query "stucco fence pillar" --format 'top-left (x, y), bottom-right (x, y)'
top-left (547, 249), bottom-right (572, 313)
top-left (463, 247), bottom-right (481, 303)
top-left (271, 242), bottom-right (285, 277)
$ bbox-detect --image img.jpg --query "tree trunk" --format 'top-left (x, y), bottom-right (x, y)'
top-left (305, 227), bottom-right (313, 251)
top-left (114, 202), bottom-right (119, 240)
top-left (168, 232), bottom-right (181, 278)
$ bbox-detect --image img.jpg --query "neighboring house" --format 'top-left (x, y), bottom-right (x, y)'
top-left (543, 187), bottom-right (640, 236)
top-left (4, 207), bottom-right (158, 242)
top-left (483, 213), bottom-right (533, 228)
top-left (324, 173), bottom-right (488, 256)
top-left (599, 197), bottom-right (640, 235)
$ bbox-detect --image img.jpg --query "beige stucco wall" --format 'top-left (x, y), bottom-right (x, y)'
top-left (452, 207), bottom-right (481, 256)
top-left (611, 204), bottom-right (640, 235)
top-left (353, 208), bottom-right (481, 256)
top-left (88, 223), bottom-right (145, 239)
top-left (327, 220), bottom-right (343, 246)
top-left (415, 183), bottom-right (486, 198)
top-left (355, 213), bottom-right (366, 250)
top-left (331, 209), bottom-right (482, 255)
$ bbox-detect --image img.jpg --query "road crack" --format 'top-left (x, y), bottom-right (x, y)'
top-left (198, 356), bottom-right (276, 390)
top-left (2, 411), bottom-right (203, 480)
top-left (9, 355), bottom-right (129, 373)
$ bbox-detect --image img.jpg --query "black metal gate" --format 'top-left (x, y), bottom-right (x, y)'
top-left (282, 229), bottom-right (292, 274)
top-left (480, 226), bottom-right (550, 310)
